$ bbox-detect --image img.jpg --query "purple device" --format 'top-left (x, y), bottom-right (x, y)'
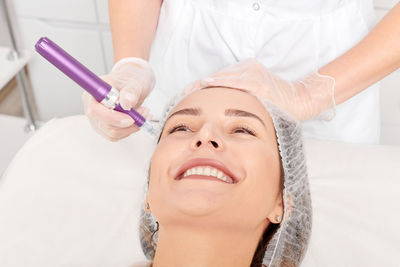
top-left (34, 37), bottom-right (154, 135)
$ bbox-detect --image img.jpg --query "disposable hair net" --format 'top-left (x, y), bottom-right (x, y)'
top-left (139, 86), bottom-right (312, 267)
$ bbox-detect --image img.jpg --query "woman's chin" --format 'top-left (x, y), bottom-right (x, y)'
top-left (150, 178), bottom-right (237, 218)
top-left (173, 193), bottom-right (225, 216)
top-left (155, 197), bottom-right (252, 232)
top-left (164, 187), bottom-right (232, 217)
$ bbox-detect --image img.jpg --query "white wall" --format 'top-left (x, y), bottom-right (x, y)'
top-left (11, 0), bottom-right (113, 122)
top-left (0, 1), bottom-right (10, 46)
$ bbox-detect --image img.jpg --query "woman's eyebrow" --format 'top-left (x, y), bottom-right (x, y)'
top-left (225, 109), bottom-right (266, 127)
top-left (167, 108), bottom-right (201, 119)
top-left (166, 108), bottom-right (265, 126)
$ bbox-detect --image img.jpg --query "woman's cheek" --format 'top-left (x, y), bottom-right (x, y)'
top-left (156, 135), bottom-right (181, 155)
top-left (149, 144), bottom-right (169, 185)
top-left (243, 145), bottom-right (278, 179)
top-left (151, 138), bottom-right (185, 182)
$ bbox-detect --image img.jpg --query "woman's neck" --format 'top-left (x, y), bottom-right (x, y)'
top-left (151, 224), bottom-right (265, 267)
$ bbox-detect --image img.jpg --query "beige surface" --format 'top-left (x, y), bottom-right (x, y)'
top-left (0, 47), bottom-right (31, 89)
top-left (0, 78), bottom-right (23, 117)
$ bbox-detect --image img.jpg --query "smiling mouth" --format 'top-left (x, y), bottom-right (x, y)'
top-left (176, 166), bottom-right (236, 184)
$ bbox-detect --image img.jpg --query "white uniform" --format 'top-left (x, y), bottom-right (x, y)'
top-left (144, 0), bottom-right (380, 144)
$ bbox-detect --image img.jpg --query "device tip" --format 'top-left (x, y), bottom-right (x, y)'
top-left (141, 121), bottom-right (157, 137)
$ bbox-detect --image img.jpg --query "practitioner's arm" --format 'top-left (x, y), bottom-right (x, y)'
top-left (185, 2), bottom-right (400, 120)
top-left (81, 0), bottom-right (162, 141)
top-left (319, 2), bottom-right (400, 105)
top-left (109, 0), bottom-right (163, 62)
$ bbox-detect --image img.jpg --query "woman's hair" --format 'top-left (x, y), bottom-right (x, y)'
top-left (251, 224), bottom-right (280, 267)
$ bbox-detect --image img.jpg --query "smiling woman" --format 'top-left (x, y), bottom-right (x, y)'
top-left (138, 87), bottom-right (312, 267)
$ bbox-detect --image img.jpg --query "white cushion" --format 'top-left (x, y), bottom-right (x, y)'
top-left (0, 115), bottom-right (399, 266)
top-left (302, 138), bottom-right (400, 267)
top-left (0, 116), bottom-right (153, 266)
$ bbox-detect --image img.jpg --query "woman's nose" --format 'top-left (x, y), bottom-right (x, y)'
top-left (190, 125), bottom-right (223, 150)
top-left (194, 139), bottom-right (219, 149)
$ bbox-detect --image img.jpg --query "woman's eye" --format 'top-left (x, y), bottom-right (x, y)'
top-left (233, 126), bottom-right (256, 136)
top-left (168, 124), bottom-right (192, 134)
top-left (167, 123), bottom-right (256, 136)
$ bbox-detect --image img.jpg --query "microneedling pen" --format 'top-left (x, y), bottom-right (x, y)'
top-left (34, 37), bottom-right (154, 135)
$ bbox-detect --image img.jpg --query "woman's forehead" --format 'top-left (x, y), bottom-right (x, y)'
top-left (171, 88), bottom-right (273, 123)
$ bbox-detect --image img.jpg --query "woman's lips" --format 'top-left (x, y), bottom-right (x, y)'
top-left (175, 158), bottom-right (239, 183)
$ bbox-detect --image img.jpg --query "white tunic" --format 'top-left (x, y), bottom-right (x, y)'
top-left (144, 0), bottom-right (380, 144)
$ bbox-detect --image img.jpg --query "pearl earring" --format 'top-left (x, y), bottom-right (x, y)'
top-left (276, 215), bottom-right (281, 223)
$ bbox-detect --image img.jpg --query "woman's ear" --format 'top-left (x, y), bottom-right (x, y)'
top-left (267, 191), bottom-right (284, 224)
top-left (268, 190), bottom-right (295, 223)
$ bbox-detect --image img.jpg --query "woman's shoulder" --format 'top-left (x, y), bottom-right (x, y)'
top-left (130, 261), bottom-right (152, 267)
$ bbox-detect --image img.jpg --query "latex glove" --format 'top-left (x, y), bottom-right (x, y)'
top-left (183, 58), bottom-right (336, 121)
top-left (82, 57), bottom-right (155, 141)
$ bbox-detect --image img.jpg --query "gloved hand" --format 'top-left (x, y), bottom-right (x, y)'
top-left (82, 57), bottom-right (155, 141)
top-left (183, 58), bottom-right (336, 121)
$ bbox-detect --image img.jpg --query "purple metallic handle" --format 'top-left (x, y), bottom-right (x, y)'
top-left (34, 37), bottom-right (146, 127)
top-left (114, 104), bottom-right (146, 127)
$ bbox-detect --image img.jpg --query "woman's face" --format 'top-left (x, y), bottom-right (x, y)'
top-left (147, 88), bottom-right (283, 231)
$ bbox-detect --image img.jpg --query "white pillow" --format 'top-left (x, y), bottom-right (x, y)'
top-left (0, 115), bottom-right (399, 267)
top-left (0, 116), bottom-right (153, 266)
top-left (302, 138), bottom-right (400, 267)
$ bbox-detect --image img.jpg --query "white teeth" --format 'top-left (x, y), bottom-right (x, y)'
top-left (181, 166), bottom-right (234, 184)
top-left (210, 168), bottom-right (217, 176)
top-left (196, 167), bottom-right (202, 175)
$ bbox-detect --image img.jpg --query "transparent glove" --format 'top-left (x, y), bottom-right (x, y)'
top-left (82, 57), bottom-right (155, 141)
top-left (183, 58), bottom-right (336, 121)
